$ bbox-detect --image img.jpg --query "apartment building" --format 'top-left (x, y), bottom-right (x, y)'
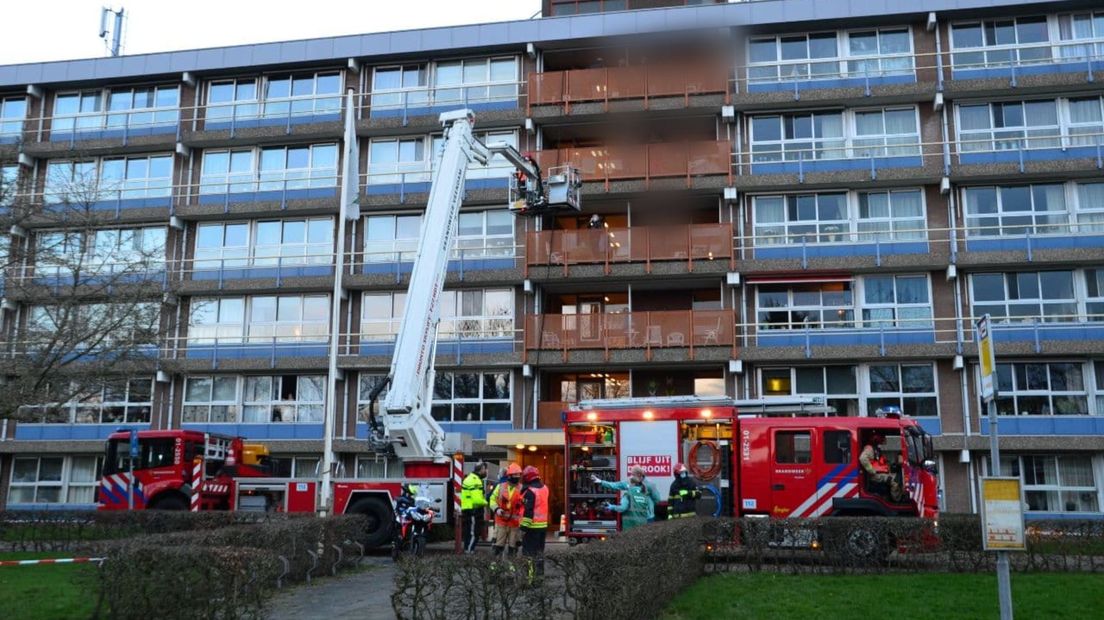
top-left (1, 0), bottom-right (1102, 522)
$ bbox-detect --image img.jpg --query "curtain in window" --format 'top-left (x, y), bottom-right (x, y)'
top-left (1077, 183), bottom-right (1104, 231)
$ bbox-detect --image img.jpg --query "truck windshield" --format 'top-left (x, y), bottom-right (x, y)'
top-left (102, 438), bottom-right (175, 475)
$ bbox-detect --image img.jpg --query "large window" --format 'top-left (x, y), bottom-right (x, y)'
top-left (957, 97), bottom-right (1104, 153)
top-left (748, 29), bottom-right (913, 83)
top-left (44, 155), bottom-right (173, 204)
top-left (194, 218), bottom-right (333, 271)
top-left (867, 364), bottom-right (938, 417)
top-left (361, 288), bottom-right (514, 340)
top-left (752, 189), bottom-right (926, 245)
top-left (35, 226), bottom-right (165, 276)
top-left (1, 96), bottom-right (26, 138)
top-left (17, 377), bottom-right (154, 424)
top-left (182, 374), bottom-right (325, 423)
top-left (760, 365), bottom-right (859, 416)
top-left (990, 361), bottom-right (1090, 416)
top-left (53, 86), bottom-right (178, 133)
top-left (358, 371), bottom-right (511, 423)
top-left (992, 455), bottom-right (1100, 513)
top-left (964, 184), bottom-right (1068, 236)
top-left (1, 164), bottom-right (19, 207)
top-left (756, 275), bottom-right (931, 331)
top-left (749, 107), bottom-right (919, 162)
top-left (371, 57), bottom-right (518, 110)
top-left (760, 363), bottom-right (938, 418)
top-left (206, 72), bottom-right (341, 122)
top-left (1087, 269), bottom-right (1104, 320)
top-left (188, 295), bottom-right (329, 345)
top-left (366, 130), bottom-right (517, 185)
top-left (862, 275), bottom-right (932, 328)
top-left (970, 270), bottom-right (1078, 323)
top-left (363, 210), bottom-right (514, 262)
top-left (27, 303), bottom-right (160, 347)
top-left (9, 456), bottom-right (103, 504)
top-left (950, 17), bottom-right (1051, 69)
top-left (199, 144), bottom-right (338, 194)
top-left (1057, 12), bottom-right (1104, 61)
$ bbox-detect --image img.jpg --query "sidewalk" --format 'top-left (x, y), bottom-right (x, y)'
top-left (265, 555), bottom-right (397, 620)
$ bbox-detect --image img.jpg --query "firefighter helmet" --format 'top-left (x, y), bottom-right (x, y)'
top-left (522, 465), bottom-right (541, 483)
top-left (506, 463), bottom-right (522, 476)
top-left (673, 463), bottom-right (689, 476)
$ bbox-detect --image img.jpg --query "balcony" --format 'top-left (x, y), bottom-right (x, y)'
top-left (362, 79), bottom-right (523, 122)
top-left (738, 49), bottom-right (928, 96)
top-left (525, 310), bottom-right (736, 360)
top-left (525, 223), bottom-right (733, 275)
top-left (949, 39), bottom-right (1104, 84)
top-left (527, 64), bottom-right (728, 114)
top-left (532, 141), bottom-right (731, 191)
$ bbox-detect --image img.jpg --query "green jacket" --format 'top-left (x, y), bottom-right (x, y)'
top-left (608, 484), bottom-right (650, 530)
top-left (460, 472), bottom-right (487, 511)
top-left (598, 479), bottom-right (657, 521)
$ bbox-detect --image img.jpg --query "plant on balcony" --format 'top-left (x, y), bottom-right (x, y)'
top-left (0, 148), bottom-right (173, 424)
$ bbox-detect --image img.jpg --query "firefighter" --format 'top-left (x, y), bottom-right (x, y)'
top-left (392, 483), bottom-right (419, 547)
top-left (460, 462), bottom-right (489, 554)
top-left (489, 463), bottom-right (524, 557)
top-left (667, 463), bottom-right (700, 519)
top-left (860, 433), bottom-right (904, 502)
top-left (519, 465), bottom-right (549, 576)
top-left (602, 475), bottom-right (650, 531)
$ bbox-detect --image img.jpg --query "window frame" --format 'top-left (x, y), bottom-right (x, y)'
top-left (749, 106), bottom-right (921, 163)
top-left (955, 96), bottom-right (1104, 154)
top-left (980, 360), bottom-right (1093, 416)
top-left (988, 454), bottom-right (1102, 514)
top-left (363, 209), bottom-right (515, 262)
top-left (361, 288), bottom-right (515, 340)
top-left (8, 455), bottom-right (104, 505)
top-left (181, 374), bottom-right (326, 424)
top-left (747, 27), bottom-right (915, 84)
top-left (369, 56), bottom-right (519, 111)
top-left (193, 217), bottom-right (334, 271)
top-left (199, 143), bottom-right (339, 194)
top-left (52, 85), bottom-right (179, 134)
top-left (1, 95), bottom-right (27, 137)
top-left (187, 294), bottom-right (331, 345)
top-left (968, 269), bottom-right (1083, 324)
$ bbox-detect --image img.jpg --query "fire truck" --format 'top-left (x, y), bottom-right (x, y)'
top-left (564, 396), bottom-right (939, 548)
top-left (96, 104), bottom-right (581, 549)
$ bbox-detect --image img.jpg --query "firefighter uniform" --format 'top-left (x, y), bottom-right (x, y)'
top-left (667, 468), bottom-right (701, 519)
top-left (489, 464), bottom-right (524, 556)
top-left (860, 443), bottom-right (904, 502)
top-left (460, 467), bottom-right (488, 553)
top-left (520, 466), bottom-right (549, 577)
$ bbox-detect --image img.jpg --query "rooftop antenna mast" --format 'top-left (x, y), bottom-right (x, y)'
top-left (99, 6), bottom-right (126, 57)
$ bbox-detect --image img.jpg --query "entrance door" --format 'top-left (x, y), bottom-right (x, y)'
top-left (769, 428), bottom-right (817, 518)
top-left (578, 299), bottom-right (604, 344)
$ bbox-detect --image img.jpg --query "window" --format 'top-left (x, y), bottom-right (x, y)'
top-left (823, 430), bottom-right (852, 464)
top-left (206, 78), bottom-right (259, 122)
top-left (950, 17), bottom-right (1051, 69)
top-left (1057, 12), bottom-right (1104, 61)
top-left (1087, 269), bottom-right (1104, 320)
top-left (371, 57), bottom-right (518, 110)
top-left (1095, 362), bottom-right (1104, 413)
top-left (362, 289), bottom-right (513, 340)
top-left (9, 456), bottom-right (103, 504)
top-left (366, 130), bottom-right (518, 185)
top-left (54, 86), bottom-right (178, 133)
top-left (752, 189), bottom-right (926, 247)
top-left (956, 99), bottom-right (1091, 153)
top-left (867, 364), bottom-right (938, 417)
top-left (970, 270), bottom-right (1077, 323)
top-left (44, 155), bottom-right (173, 204)
top-left (862, 275), bottom-right (932, 329)
top-left (355, 455), bottom-right (400, 479)
top-left (290, 456), bottom-right (321, 478)
top-left (757, 281), bottom-right (854, 329)
top-left (27, 303), bottom-right (160, 347)
top-left (35, 226), bottom-right (165, 276)
top-left (188, 295), bottom-right (329, 345)
top-left (262, 72), bottom-right (342, 118)
top-left (182, 375), bottom-right (325, 423)
top-left (1, 96), bottom-right (26, 138)
top-left (989, 362), bottom-right (1090, 416)
top-left (748, 29), bottom-right (913, 84)
top-left (856, 190), bottom-right (926, 241)
top-left (1, 164), bottom-right (19, 207)
top-left (194, 218), bottom-right (333, 270)
top-left (992, 455), bottom-right (1100, 513)
top-left (431, 371), bottom-right (512, 422)
top-left (199, 144), bottom-right (338, 194)
top-left (775, 431), bottom-right (812, 464)
top-left (761, 366), bottom-right (860, 416)
top-left (963, 184), bottom-right (1069, 237)
top-left (363, 210), bottom-right (513, 262)
top-left (749, 107), bottom-right (919, 162)
top-left (16, 377), bottom-right (154, 424)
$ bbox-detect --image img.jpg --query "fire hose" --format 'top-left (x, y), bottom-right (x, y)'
top-left (688, 440), bottom-right (722, 481)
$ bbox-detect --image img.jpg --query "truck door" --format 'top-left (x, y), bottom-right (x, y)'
top-left (814, 429), bottom-right (858, 518)
top-left (769, 428), bottom-right (815, 518)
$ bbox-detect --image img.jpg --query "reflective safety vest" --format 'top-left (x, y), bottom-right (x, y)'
top-left (521, 484), bottom-right (549, 529)
top-left (490, 482), bottom-right (522, 527)
top-left (461, 473), bottom-right (488, 511)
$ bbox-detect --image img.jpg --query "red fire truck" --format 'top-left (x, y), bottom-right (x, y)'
top-left (97, 429), bottom-right (449, 548)
top-left (564, 396), bottom-right (939, 544)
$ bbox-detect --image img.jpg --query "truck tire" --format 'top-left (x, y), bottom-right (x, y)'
top-left (149, 494), bottom-right (187, 511)
top-left (347, 497), bottom-right (393, 548)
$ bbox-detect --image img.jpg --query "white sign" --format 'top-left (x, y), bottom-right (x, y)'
top-left (619, 421), bottom-right (679, 501)
top-left (976, 314), bottom-right (997, 403)
top-left (980, 477), bottom-right (1025, 551)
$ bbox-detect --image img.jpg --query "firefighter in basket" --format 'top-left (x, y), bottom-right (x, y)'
top-left (860, 432), bottom-right (905, 503)
top-left (667, 463), bottom-right (701, 519)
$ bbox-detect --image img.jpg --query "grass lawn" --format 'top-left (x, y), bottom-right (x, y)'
top-left (0, 552), bottom-right (98, 620)
top-left (664, 572), bottom-right (1104, 620)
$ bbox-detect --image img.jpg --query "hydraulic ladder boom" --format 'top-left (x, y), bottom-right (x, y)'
top-left (367, 109), bottom-right (580, 461)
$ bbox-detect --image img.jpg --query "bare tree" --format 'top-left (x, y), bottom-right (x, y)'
top-left (0, 148), bottom-right (171, 423)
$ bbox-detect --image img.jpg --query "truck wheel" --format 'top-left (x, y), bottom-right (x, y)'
top-left (149, 494), bottom-right (187, 511)
top-left (347, 497), bottom-right (393, 548)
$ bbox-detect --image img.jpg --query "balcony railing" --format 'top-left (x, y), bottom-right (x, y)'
top-left (527, 64), bottom-right (728, 113)
top-left (533, 141), bottom-right (731, 188)
top-left (526, 310), bottom-right (736, 359)
top-left (525, 223), bottom-right (733, 274)
top-left (359, 78), bottom-right (524, 120)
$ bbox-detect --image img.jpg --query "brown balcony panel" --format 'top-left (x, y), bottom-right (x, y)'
top-left (528, 65), bottom-right (727, 112)
top-left (526, 310), bottom-right (735, 358)
top-left (538, 401), bottom-right (568, 429)
top-left (534, 142), bottom-right (731, 186)
top-left (526, 224), bottom-right (732, 270)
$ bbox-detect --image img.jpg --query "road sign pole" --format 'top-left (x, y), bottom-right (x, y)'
top-left (977, 314), bottom-right (1013, 620)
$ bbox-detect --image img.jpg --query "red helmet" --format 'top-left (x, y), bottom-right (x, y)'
top-left (674, 463), bottom-right (689, 476)
top-left (522, 465), bottom-right (540, 483)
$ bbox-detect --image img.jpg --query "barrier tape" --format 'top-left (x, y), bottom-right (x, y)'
top-left (0, 557), bottom-right (105, 567)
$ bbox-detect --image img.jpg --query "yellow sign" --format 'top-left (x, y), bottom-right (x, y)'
top-left (981, 477), bottom-right (1025, 551)
top-left (976, 315), bottom-right (996, 403)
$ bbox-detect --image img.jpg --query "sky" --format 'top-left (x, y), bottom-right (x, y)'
top-left (0, 0), bottom-right (544, 65)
